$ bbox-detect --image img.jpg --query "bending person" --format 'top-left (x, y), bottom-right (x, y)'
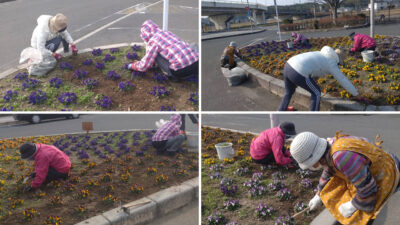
top-left (152, 114), bottom-right (185, 156)
top-left (128, 20), bottom-right (199, 80)
top-left (19, 142), bottom-right (71, 191)
top-left (220, 41), bottom-right (242, 69)
top-left (292, 32), bottom-right (309, 46)
top-left (349, 32), bottom-right (376, 53)
top-left (31, 13), bottom-right (78, 60)
top-left (290, 132), bottom-right (400, 225)
top-left (278, 46), bottom-right (359, 111)
top-left (250, 122), bottom-right (296, 166)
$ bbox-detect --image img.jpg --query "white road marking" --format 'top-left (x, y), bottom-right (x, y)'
top-left (108, 27), bottom-right (197, 32)
top-left (73, 14), bottom-right (115, 33)
top-left (73, 0), bottom-right (163, 45)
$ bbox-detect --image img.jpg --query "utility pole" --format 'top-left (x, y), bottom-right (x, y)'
top-left (274, 0), bottom-right (282, 41)
top-left (163, 0), bottom-right (169, 31)
top-left (370, 0), bottom-right (375, 38)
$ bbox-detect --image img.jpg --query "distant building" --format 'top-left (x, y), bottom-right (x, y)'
top-left (338, 7), bottom-right (355, 13)
top-left (368, 0), bottom-right (399, 10)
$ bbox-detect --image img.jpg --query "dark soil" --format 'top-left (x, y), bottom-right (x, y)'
top-left (0, 131), bottom-right (198, 225)
top-left (201, 127), bottom-right (323, 225)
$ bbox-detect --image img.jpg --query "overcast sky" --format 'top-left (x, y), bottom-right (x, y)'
top-left (203, 0), bottom-right (316, 6)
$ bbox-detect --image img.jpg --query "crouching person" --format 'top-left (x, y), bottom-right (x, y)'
top-left (250, 122), bottom-right (296, 166)
top-left (20, 142), bottom-right (71, 191)
top-left (290, 132), bottom-right (400, 225)
top-left (152, 114), bottom-right (186, 156)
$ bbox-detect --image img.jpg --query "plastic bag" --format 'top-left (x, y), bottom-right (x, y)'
top-left (19, 47), bottom-right (56, 76)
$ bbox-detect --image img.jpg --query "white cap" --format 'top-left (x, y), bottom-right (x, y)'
top-left (229, 41), bottom-right (237, 47)
top-left (290, 132), bottom-right (327, 170)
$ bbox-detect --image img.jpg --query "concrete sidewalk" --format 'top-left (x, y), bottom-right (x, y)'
top-left (0, 116), bottom-right (16, 125)
top-left (202, 28), bottom-right (266, 41)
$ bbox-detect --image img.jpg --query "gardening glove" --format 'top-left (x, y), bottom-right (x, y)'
top-left (338, 201), bottom-right (357, 218)
top-left (52, 53), bottom-right (62, 60)
top-left (71, 44), bottom-right (78, 55)
top-left (308, 194), bottom-right (322, 211)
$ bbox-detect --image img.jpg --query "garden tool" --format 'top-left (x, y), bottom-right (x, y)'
top-left (291, 206), bottom-right (311, 219)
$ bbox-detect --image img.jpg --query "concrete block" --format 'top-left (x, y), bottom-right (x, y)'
top-left (310, 209), bottom-right (336, 225)
top-left (182, 177), bottom-right (199, 198)
top-left (148, 184), bottom-right (194, 216)
top-left (102, 207), bottom-right (129, 225)
top-left (75, 215), bottom-right (110, 225)
top-left (376, 105), bottom-right (395, 111)
top-left (269, 79), bottom-right (285, 96)
top-left (124, 197), bottom-right (157, 225)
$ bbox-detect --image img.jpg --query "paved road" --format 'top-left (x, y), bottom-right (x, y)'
top-left (148, 199), bottom-right (198, 225)
top-left (202, 113), bottom-right (400, 225)
top-left (201, 24), bottom-right (400, 111)
top-left (0, 114), bottom-right (198, 138)
top-left (0, 0), bottom-right (198, 73)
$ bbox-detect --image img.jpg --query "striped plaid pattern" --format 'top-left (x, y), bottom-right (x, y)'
top-left (135, 20), bottom-right (198, 72)
top-left (152, 115), bottom-right (181, 142)
top-left (318, 136), bottom-right (378, 212)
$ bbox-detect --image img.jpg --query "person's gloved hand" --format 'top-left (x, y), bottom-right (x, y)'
top-left (52, 53), bottom-right (62, 60)
top-left (308, 194), bottom-right (323, 211)
top-left (338, 201), bottom-right (357, 218)
top-left (71, 44), bottom-right (78, 55)
top-left (127, 61), bottom-right (139, 71)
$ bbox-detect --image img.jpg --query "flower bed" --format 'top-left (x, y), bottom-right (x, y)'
top-left (0, 46), bottom-right (198, 111)
top-left (242, 35), bottom-right (400, 106)
top-left (0, 130), bottom-right (198, 224)
top-left (201, 127), bottom-right (322, 225)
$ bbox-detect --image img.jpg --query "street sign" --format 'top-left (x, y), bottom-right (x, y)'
top-left (82, 122), bottom-right (93, 134)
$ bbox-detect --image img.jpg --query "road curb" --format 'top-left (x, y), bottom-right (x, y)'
top-left (201, 29), bottom-right (266, 41)
top-left (203, 125), bottom-right (259, 136)
top-left (0, 42), bottom-right (144, 80)
top-left (75, 177), bottom-right (198, 225)
top-left (236, 60), bottom-right (398, 111)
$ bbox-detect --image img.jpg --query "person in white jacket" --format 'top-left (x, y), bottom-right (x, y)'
top-left (278, 46), bottom-right (359, 111)
top-left (31, 13), bottom-right (78, 60)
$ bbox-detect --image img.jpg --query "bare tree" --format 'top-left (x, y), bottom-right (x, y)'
top-left (319, 0), bottom-right (346, 25)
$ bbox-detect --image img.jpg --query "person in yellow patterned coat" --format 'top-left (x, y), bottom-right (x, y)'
top-left (290, 131), bottom-right (400, 225)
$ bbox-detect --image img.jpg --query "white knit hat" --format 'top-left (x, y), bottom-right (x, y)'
top-left (320, 46), bottom-right (339, 64)
top-left (290, 132), bottom-right (327, 170)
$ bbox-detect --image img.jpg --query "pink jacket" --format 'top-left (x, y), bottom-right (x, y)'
top-left (292, 32), bottom-right (307, 45)
top-left (250, 127), bottom-right (292, 165)
top-left (31, 144), bottom-right (71, 188)
top-left (351, 34), bottom-right (376, 52)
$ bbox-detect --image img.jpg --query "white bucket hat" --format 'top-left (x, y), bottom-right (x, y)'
top-left (290, 132), bottom-right (327, 170)
top-left (229, 41), bottom-right (237, 48)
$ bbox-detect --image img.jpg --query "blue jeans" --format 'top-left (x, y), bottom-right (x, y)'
top-left (165, 134), bottom-right (185, 152)
top-left (278, 63), bottom-right (321, 111)
top-left (45, 36), bottom-right (69, 53)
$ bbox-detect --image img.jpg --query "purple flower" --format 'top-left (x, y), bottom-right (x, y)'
top-left (118, 81), bottom-right (135, 92)
top-left (73, 69), bottom-right (88, 79)
top-left (186, 75), bottom-right (198, 83)
top-left (275, 216), bottom-right (294, 225)
top-left (58, 92), bottom-right (77, 105)
top-left (272, 171), bottom-right (286, 180)
top-left (132, 70), bottom-right (145, 79)
top-left (268, 180), bottom-right (286, 191)
top-left (1, 106), bottom-right (13, 111)
top-left (256, 203), bottom-right (274, 219)
top-left (126, 52), bottom-right (138, 60)
top-left (277, 188), bottom-right (292, 201)
top-left (160, 105), bottom-right (176, 111)
top-left (209, 164), bottom-right (224, 172)
top-left (92, 48), bottom-right (102, 56)
top-left (152, 73), bottom-right (168, 83)
top-left (131, 45), bottom-right (141, 51)
top-left (59, 62), bottom-right (74, 70)
top-left (3, 90), bottom-right (18, 102)
top-left (220, 177), bottom-right (238, 196)
top-left (96, 96), bottom-right (112, 109)
top-left (110, 48), bottom-right (120, 53)
top-left (83, 78), bottom-right (98, 89)
top-left (13, 72), bottom-right (28, 81)
top-left (49, 77), bottom-right (63, 88)
top-left (104, 54), bottom-right (116, 62)
top-left (234, 167), bottom-right (249, 176)
top-left (95, 62), bottom-right (105, 70)
top-left (78, 150), bottom-right (89, 159)
top-left (294, 201), bottom-right (308, 213)
top-left (136, 151), bottom-right (144, 157)
top-left (149, 86), bottom-right (170, 97)
top-left (82, 59), bottom-right (93, 65)
top-left (106, 70), bottom-right (121, 80)
top-left (209, 172), bottom-right (223, 180)
top-left (188, 92), bottom-right (198, 105)
top-left (300, 178), bottom-right (312, 188)
top-left (206, 211), bottom-right (225, 225)
top-left (223, 200), bottom-right (240, 211)
top-left (28, 90), bottom-right (47, 105)
top-left (22, 78), bottom-right (40, 90)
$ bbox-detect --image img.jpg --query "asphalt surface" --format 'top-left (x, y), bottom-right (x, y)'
top-left (0, 114), bottom-right (198, 139)
top-left (201, 23), bottom-right (400, 111)
top-left (0, 0), bottom-right (198, 73)
top-left (202, 113), bottom-right (400, 224)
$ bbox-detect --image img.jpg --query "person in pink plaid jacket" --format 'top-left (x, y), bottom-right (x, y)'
top-left (128, 20), bottom-right (198, 80)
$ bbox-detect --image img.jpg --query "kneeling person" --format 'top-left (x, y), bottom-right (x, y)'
top-left (152, 114), bottom-right (185, 155)
top-left (20, 142), bottom-right (71, 191)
